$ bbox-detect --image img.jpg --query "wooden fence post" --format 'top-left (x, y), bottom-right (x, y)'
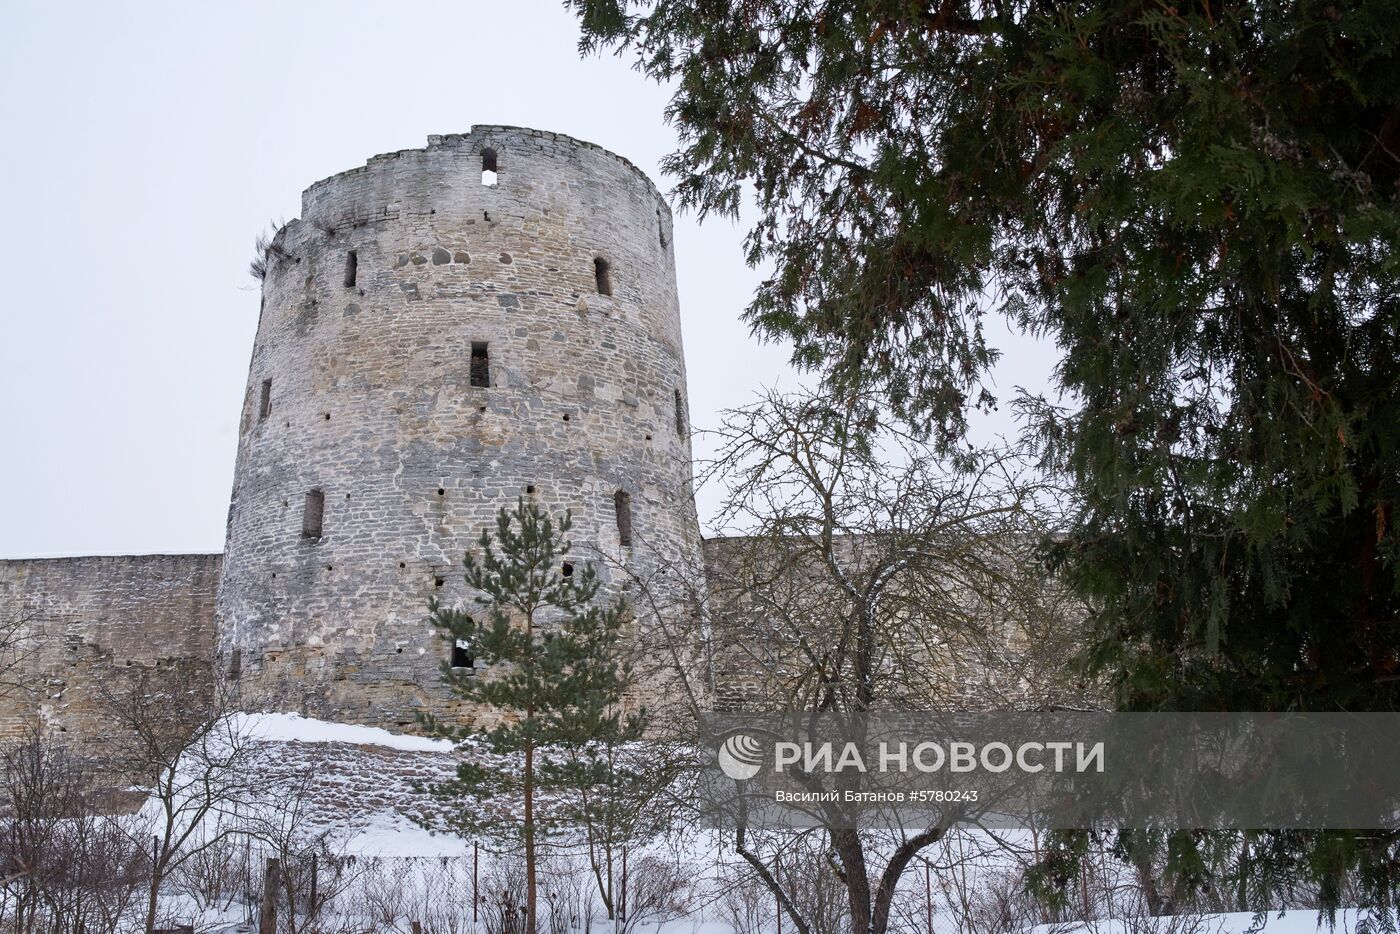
top-left (776, 855), bottom-right (782, 934)
top-left (620, 848), bottom-right (628, 922)
top-left (926, 859), bottom-right (933, 934)
top-left (259, 858), bottom-right (279, 934)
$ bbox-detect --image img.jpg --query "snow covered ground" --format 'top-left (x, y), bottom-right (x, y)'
top-left (1033, 909), bottom-right (1379, 934)
top-left (98, 713), bottom-right (1392, 933)
top-left (233, 712), bottom-right (456, 754)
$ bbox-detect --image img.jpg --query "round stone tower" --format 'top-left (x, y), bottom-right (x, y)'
top-left (216, 127), bottom-right (703, 728)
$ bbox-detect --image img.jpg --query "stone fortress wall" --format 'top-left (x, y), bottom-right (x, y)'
top-left (0, 555), bottom-right (221, 739)
top-left (0, 127), bottom-right (706, 737)
top-left (215, 127), bottom-right (704, 728)
top-left (0, 128), bottom-right (1085, 741)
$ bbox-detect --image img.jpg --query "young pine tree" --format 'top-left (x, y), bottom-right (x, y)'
top-left (424, 500), bottom-right (645, 934)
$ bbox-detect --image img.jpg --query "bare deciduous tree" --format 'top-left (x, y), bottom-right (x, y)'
top-left (623, 388), bottom-right (1095, 934)
top-left (0, 730), bottom-right (147, 934)
top-left (0, 611), bottom-right (37, 707)
top-left (97, 663), bottom-right (255, 934)
top-left (701, 390), bottom-right (1089, 714)
top-left (243, 764), bottom-right (365, 934)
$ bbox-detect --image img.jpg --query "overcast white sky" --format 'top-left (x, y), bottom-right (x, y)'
top-left (0, 0), bottom-right (1056, 558)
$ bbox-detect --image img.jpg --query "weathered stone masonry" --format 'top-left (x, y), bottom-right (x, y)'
top-left (0, 555), bottom-right (221, 739)
top-left (217, 126), bottom-right (705, 728)
top-left (0, 127), bottom-right (707, 735)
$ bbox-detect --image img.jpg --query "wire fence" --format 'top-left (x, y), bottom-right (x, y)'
top-left (1, 828), bottom-right (1344, 934)
top-left (2, 834), bottom-right (1009, 934)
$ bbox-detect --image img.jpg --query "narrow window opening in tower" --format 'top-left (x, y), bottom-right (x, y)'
top-left (674, 388), bottom-right (685, 436)
top-left (344, 250), bottom-right (358, 288)
top-left (594, 257), bottom-right (612, 296)
top-left (470, 342), bottom-right (490, 388)
top-left (229, 649), bottom-right (242, 681)
top-left (562, 561), bottom-right (574, 578)
top-left (451, 638), bottom-right (474, 670)
top-left (302, 489), bottom-right (325, 539)
top-left (259, 379), bottom-right (272, 421)
top-left (657, 208), bottom-right (668, 249)
top-left (614, 490), bottom-right (633, 546)
top-left (481, 148), bottom-right (498, 186)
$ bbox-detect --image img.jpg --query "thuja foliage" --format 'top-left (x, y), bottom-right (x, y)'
top-left (423, 501), bottom-right (648, 929)
top-left (569, 0), bottom-right (1400, 914)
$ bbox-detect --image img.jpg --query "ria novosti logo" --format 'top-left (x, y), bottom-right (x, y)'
top-left (702, 713), bottom-right (1400, 830)
top-left (714, 733), bottom-right (1106, 780)
top-left (717, 732), bottom-right (765, 780)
